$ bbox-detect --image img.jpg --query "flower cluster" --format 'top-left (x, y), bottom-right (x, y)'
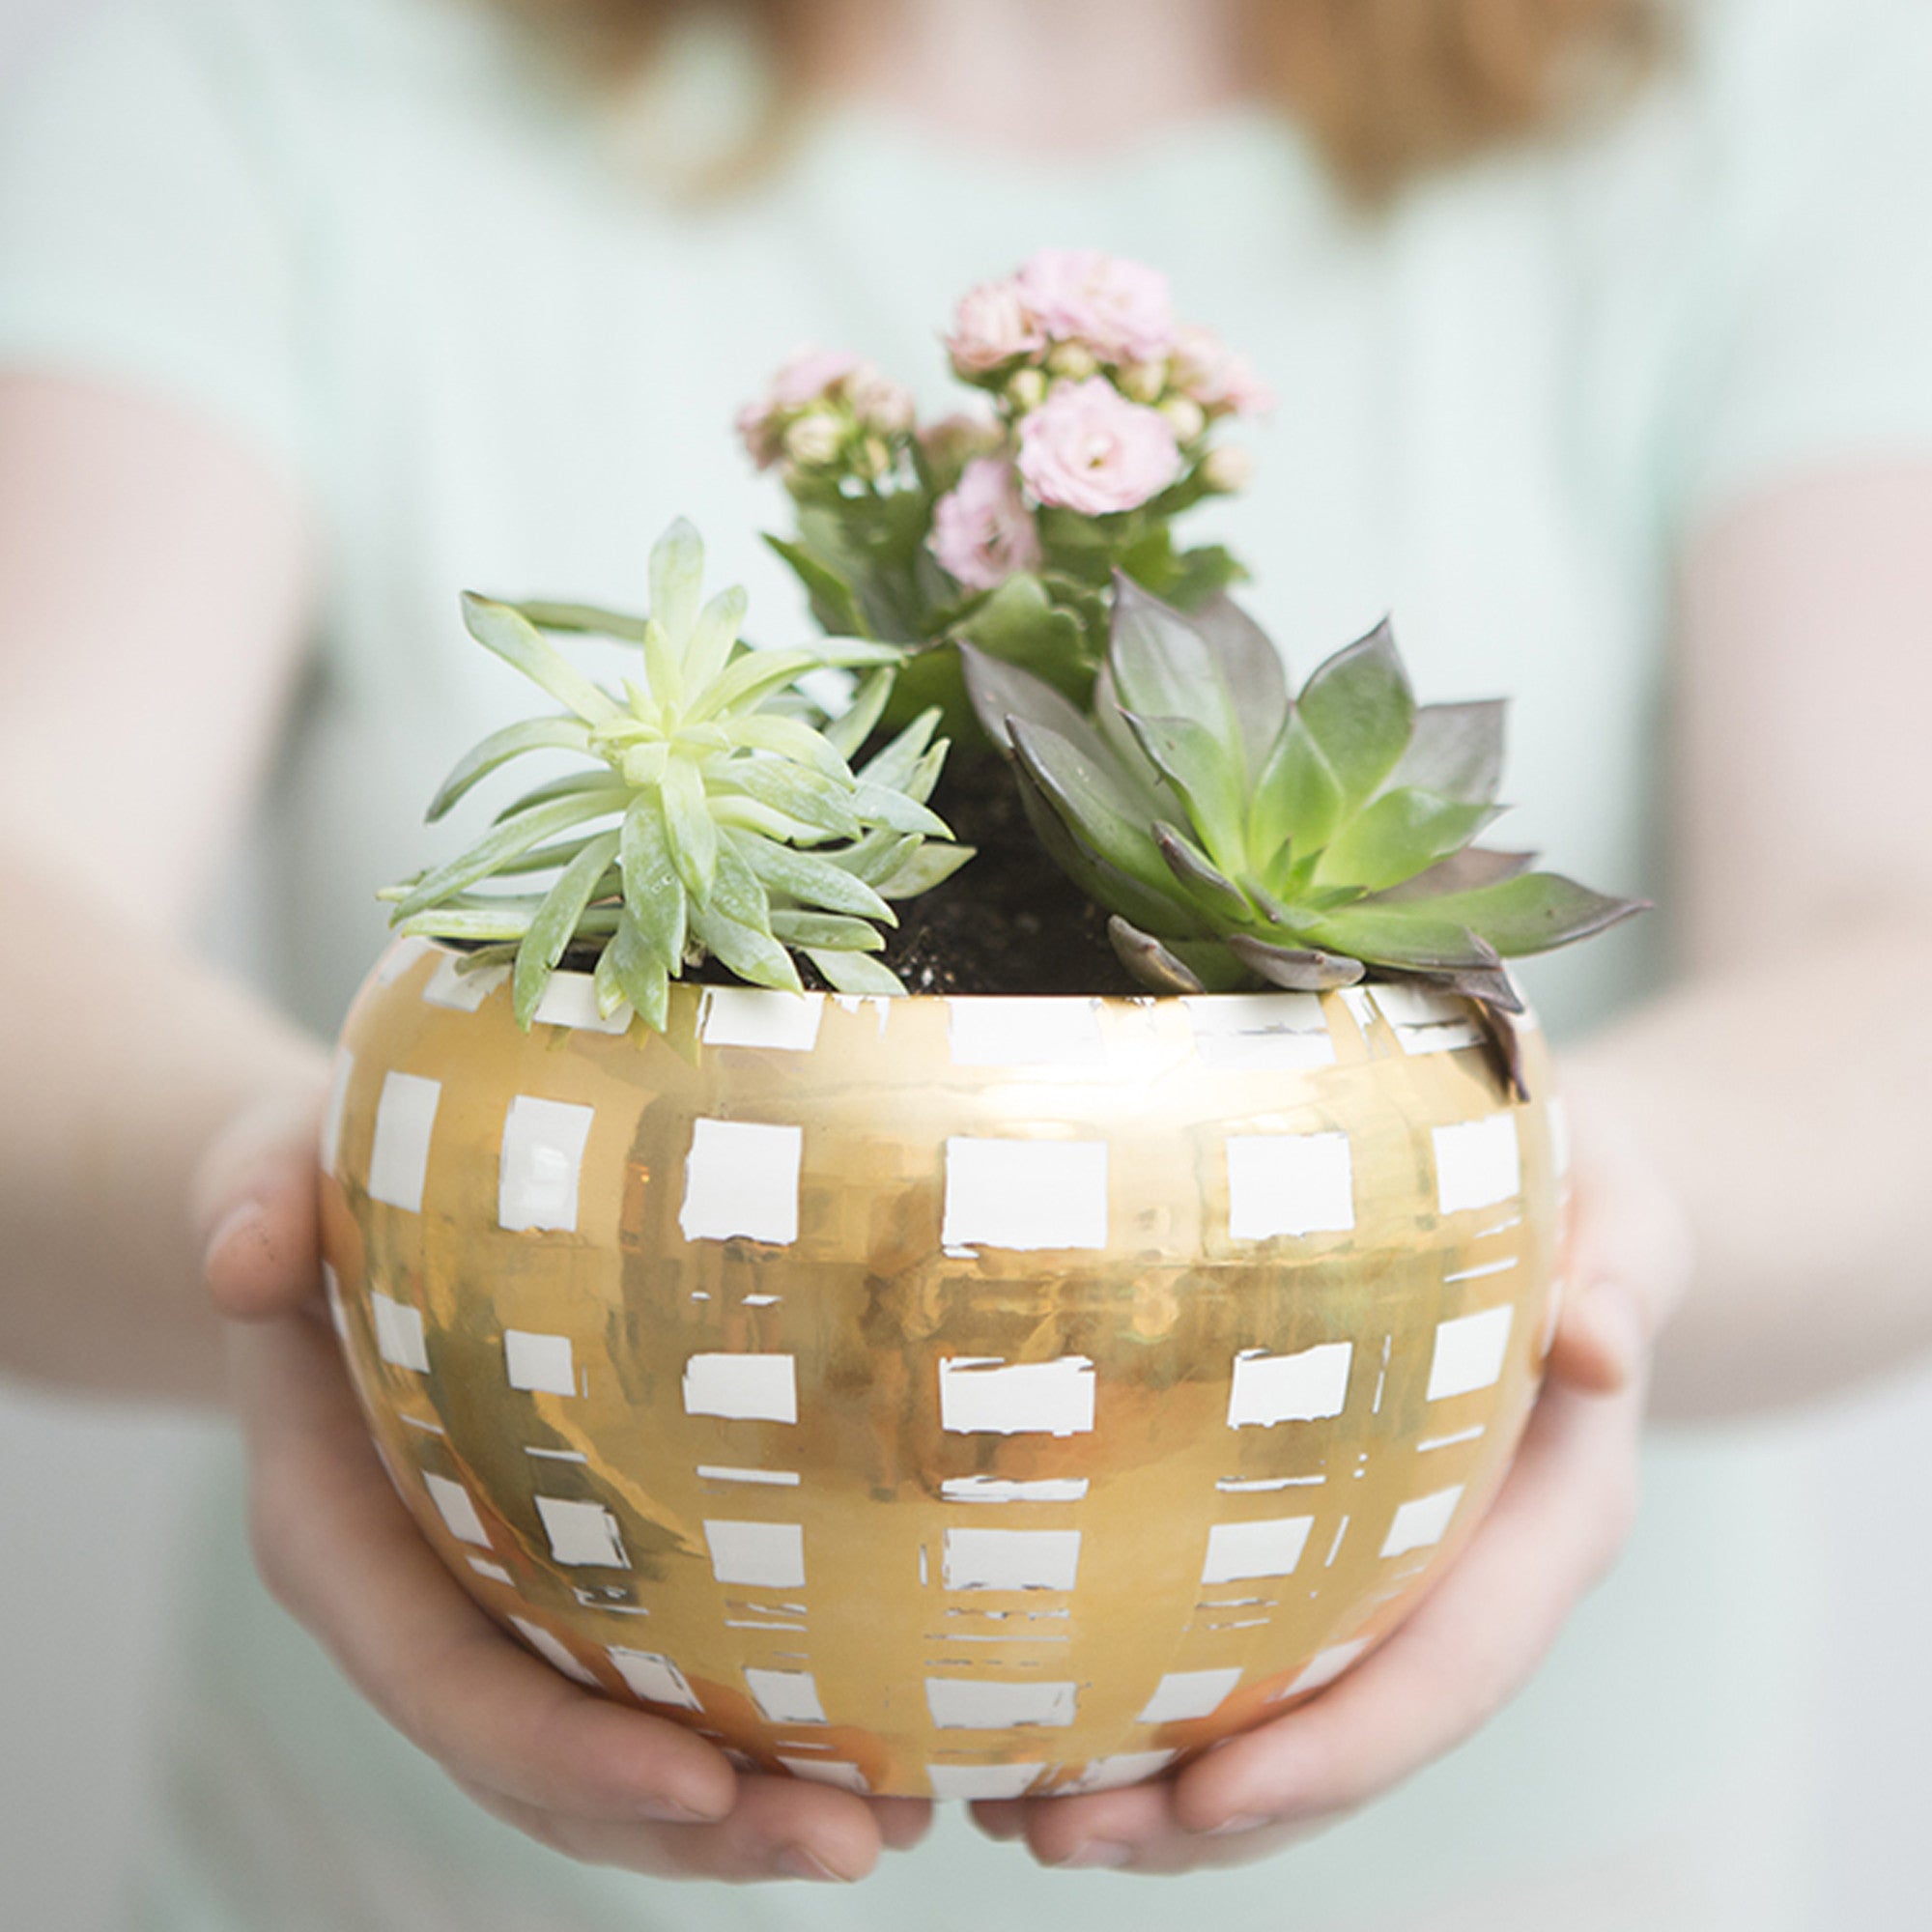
top-left (735, 347), bottom-right (917, 481)
top-left (741, 249), bottom-right (1273, 728)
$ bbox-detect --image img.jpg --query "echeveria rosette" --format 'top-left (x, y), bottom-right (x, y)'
top-left (962, 576), bottom-right (1646, 1094)
top-left (383, 521), bottom-right (973, 1030)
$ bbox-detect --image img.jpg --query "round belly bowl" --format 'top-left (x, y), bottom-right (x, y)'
top-left (318, 937), bottom-right (1567, 1802)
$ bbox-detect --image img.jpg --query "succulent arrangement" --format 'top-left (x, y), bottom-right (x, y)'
top-left (384, 521), bottom-right (971, 1026)
top-left (384, 251), bottom-right (1641, 1079)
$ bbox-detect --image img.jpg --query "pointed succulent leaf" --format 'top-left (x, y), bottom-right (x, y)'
top-left (490, 771), bottom-right (628, 825)
top-left (509, 599), bottom-right (654, 645)
top-left (1009, 749), bottom-right (1197, 938)
top-left (1304, 902), bottom-right (1501, 972)
top-left (392, 789), bottom-right (628, 922)
top-left (619, 792), bottom-right (688, 968)
top-left (683, 585), bottom-right (750, 691)
top-left (1226, 934), bottom-right (1367, 992)
top-left (658, 754), bottom-right (719, 897)
top-left (648, 518), bottom-right (706, 645)
top-left (821, 668), bottom-right (895, 760)
top-left (960, 642), bottom-right (1094, 758)
top-left (874, 840), bottom-right (976, 900)
top-left (722, 758), bottom-right (863, 840)
top-left (427, 717), bottom-right (594, 822)
top-left (1153, 822), bottom-right (1250, 924)
top-left (825, 831), bottom-right (920, 887)
top-left (765, 533), bottom-right (868, 638)
top-left (1294, 617), bottom-right (1415, 809)
top-left (729, 711), bottom-right (856, 784)
top-left (848, 781), bottom-right (952, 839)
top-left (1249, 712), bottom-right (1345, 876)
top-left (805, 947), bottom-right (906, 996)
top-left (733, 832), bottom-right (895, 923)
top-left (1107, 916), bottom-right (1207, 994)
top-left (1090, 663), bottom-right (1168, 799)
top-left (1368, 846), bottom-right (1538, 903)
top-left (1417, 871), bottom-right (1650, 956)
top-left (609, 911), bottom-right (671, 1031)
top-left (1377, 964), bottom-right (1527, 1017)
top-left (707, 835), bottom-right (776, 935)
top-left (592, 941), bottom-right (628, 1020)
top-left (513, 831), bottom-right (621, 1027)
top-left (690, 899), bottom-right (802, 992)
top-left (856, 708), bottom-right (942, 793)
top-left (1121, 711), bottom-right (1248, 872)
top-left (684, 648), bottom-right (824, 722)
top-left (767, 911), bottom-right (887, 951)
top-left (1007, 718), bottom-right (1183, 906)
top-left (955, 571), bottom-right (1091, 701)
top-left (1192, 593), bottom-right (1292, 772)
top-left (461, 594), bottom-right (623, 726)
top-left (1314, 788), bottom-right (1503, 894)
top-left (1385, 700), bottom-right (1507, 805)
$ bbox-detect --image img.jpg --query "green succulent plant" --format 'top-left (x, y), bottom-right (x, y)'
top-left (384, 520), bottom-right (973, 1029)
top-left (963, 576), bottom-right (1645, 1090)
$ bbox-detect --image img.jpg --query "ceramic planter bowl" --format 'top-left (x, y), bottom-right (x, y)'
top-left (317, 937), bottom-right (1566, 1801)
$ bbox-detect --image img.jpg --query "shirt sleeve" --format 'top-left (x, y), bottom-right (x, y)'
top-left (1673, 0), bottom-right (1932, 523)
top-left (0, 0), bottom-right (312, 479)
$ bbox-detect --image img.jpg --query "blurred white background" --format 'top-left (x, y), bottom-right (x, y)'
top-left (1, 0), bottom-right (1927, 1925)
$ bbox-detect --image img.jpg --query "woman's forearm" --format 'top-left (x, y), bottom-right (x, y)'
top-left (0, 845), bottom-right (326, 1404)
top-left (1568, 910), bottom-right (1932, 1419)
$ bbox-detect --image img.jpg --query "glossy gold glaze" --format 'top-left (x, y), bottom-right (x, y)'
top-left (319, 940), bottom-right (1565, 1800)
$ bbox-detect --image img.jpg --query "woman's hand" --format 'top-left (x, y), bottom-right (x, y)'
top-left (195, 1089), bottom-right (933, 1885)
top-left (968, 1094), bottom-right (1694, 1874)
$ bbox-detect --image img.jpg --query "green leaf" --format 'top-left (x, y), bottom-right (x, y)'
top-left (391, 790), bottom-right (628, 922)
top-left (1294, 617), bottom-right (1415, 809)
top-left (1110, 574), bottom-right (1285, 783)
top-left (690, 900), bottom-right (803, 992)
top-left (1385, 700), bottom-right (1507, 805)
top-left (513, 831), bottom-right (621, 1028)
top-left (729, 711), bottom-right (855, 784)
top-left (856, 708), bottom-right (941, 793)
top-left (721, 758), bottom-right (863, 840)
top-left (765, 533), bottom-right (868, 639)
top-left (1305, 903), bottom-right (1501, 972)
top-left (821, 668), bottom-right (895, 761)
top-left (461, 595), bottom-right (621, 726)
top-left (427, 717), bottom-right (593, 822)
top-left (1225, 934), bottom-right (1366, 992)
top-left (608, 911), bottom-right (670, 1031)
top-left (1191, 594), bottom-right (1290, 774)
top-left (684, 586), bottom-right (749, 692)
top-left (1121, 711), bottom-right (1248, 873)
top-left (959, 643), bottom-right (1095, 758)
top-left (1160, 543), bottom-right (1247, 611)
top-left (1107, 916), bottom-right (1207, 994)
top-left (659, 755), bottom-right (718, 898)
top-left (1368, 846), bottom-right (1537, 903)
top-left (1249, 713), bottom-right (1344, 875)
top-left (619, 792), bottom-right (687, 969)
top-left (489, 770), bottom-right (627, 826)
top-left (683, 647), bottom-right (824, 723)
top-left (826, 832), bottom-right (919, 887)
top-left (733, 833), bottom-right (896, 923)
top-left (954, 572), bottom-right (1091, 701)
top-left (708, 835), bottom-right (775, 934)
top-left (875, 840), bottom-right (975, 900)
top-left (1413, 871), bottom-right (1649, 957)
top-left (1007, 718), bottom-right (1181, 906)
top-left (509, 600), bottom-right (653, 645)
top-left (804, 947), bottom-right (906, 996)
top-left (848, 781), bottom-right (952, 839)
top-left (1152, 823), bottom-right (1250, 925)
top-left (1314, 788), bottom-right (1502, 894)
top-left (767, 911), bottom-right (885, 951)
top-left (648, 518), bottom-right (705, 646)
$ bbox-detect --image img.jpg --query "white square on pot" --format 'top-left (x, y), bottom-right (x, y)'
top-left (1225, 1132), bottom-right (1355, 1239)
top-left (608, 1647), bottom-right (702, 1711)
top-left (1280, 1638), bottom-right (1370, 1698)
top-left (1201, 1516), bottom-right (1315, 1584)
top-left (745, 1667), bottom-right (827, 1724)
top-left (938, 1356), bottom-right (1095, 1436)
top-left (504, 1329), bottom-right (576, 1396)
top-left (509, 1618), bottom-right (598, 1687)
top-left (320, 1051), bottom-right (354, 1175)
top-left (703, 1520), bottom-right (806, 1589)
top-left (679, 1120), bottom-right (803, 1245)
top-left (1227, 1342), bottom-right (1353, 1427)
top-left (1427, 1306), bottom-right (1515, 1402)
top-left (367, 1071), bottom-right (440, 1212)
top-left (1381, 1486), bottom-right (1466, 1559)
top-left (1137, 1667), bottom-right (1242, 1725)
top-left (535, 1496), bottom-right (629, 1568)
top-left (926, 1762), bottom-right (1047, 1800)
top-left (941, 1138), bottom-right (1108, 1252)
top-left (497, 1095), bottom-right (595, 1234)
top-left (1063, 1750), bottom-right (1179, 1794)
top-left (371, 1292), bottom-right (429, 1373)
top-left (1433, 1114), bottom-right (1521, 1215)
top-left (780, 1758), bottom-right (868, 1792)
top-left (682, 1352), bottom-right (798, 1424)
top-left (941, 1528), bottom-right (1082, 1592)
top-left (422, 1472), bottom-right (491, 1548)
top-left (924, 1679), bottom-right (1077, 1730)
top-left (699, 987), bottom-right (825, 1052)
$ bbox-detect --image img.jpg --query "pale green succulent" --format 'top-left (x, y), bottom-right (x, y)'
top-left (384, 520), bottom-right (972, 1029)
top-left (964, 576), bottom-right (1644, 1089)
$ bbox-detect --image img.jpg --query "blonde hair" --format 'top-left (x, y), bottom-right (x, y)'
top-left (506, 0), bottom-right (1660, 198)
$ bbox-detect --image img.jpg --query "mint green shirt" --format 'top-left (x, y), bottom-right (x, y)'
top-left (5, 0), bottom-right (1932, 1925)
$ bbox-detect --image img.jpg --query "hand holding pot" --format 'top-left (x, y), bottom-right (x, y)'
top-left (969, 1096), bottom-right (1692, 1875)
top-left (196, 1090), bottom-right (933, 1886)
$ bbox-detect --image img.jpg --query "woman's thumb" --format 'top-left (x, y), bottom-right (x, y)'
top-left (194, 1086), bottom-right (328, 1321)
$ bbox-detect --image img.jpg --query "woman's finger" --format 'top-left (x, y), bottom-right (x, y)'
top-left (232, 1312), bottom-right (741, 1829)
top-left (196, 1087), bottom-right (327, 1320)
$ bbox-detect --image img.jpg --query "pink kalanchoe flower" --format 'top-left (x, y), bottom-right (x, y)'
top-left (947, 278), bottom-right (1048, 377)
top-left (929, 457), bottom-right (1042, 590)
top-left (1170, 323), bottom-right (1278, 419)
top-left (1014, 249), bottom-right (1176, 365)
top-left (734, 397), bottom-right (784, 470)
top-left (768, 345), bottom-right (864, 410)
top-left (1017, 378), bottom-right (1182, 517)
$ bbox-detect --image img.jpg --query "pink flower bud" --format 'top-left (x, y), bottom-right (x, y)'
top-left (1017, 378), bottom-right (1183, 517)
top-left (947, 278), bottom-right (1047, 376)
top-left (1170, 324), bottom-right (1277, 419)
top-left (1013, 249), bottom-right (1176, 365)
top-left (1201, 444), bottom-right (1256, 494)
top-left (929, 457), bottom-right (1043, 591)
